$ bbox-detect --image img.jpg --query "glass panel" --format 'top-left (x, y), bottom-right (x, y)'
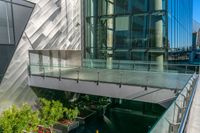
top-left (13, 4), bottom-right (33, 44)
top-left (167, 0), bottom-right (193, 62)
top-left (115, 16), bottom-right (129, 31)
top-left (131, 0), bottom-right (148, 13)
top-left (0, 1), bottom-right (14, 45)
top-left (115, 0), bottom-right (129, 14)
top-left (150, 75), bottom-right (197, 133)
top-left (29, 50), bottom-right (197, 90)
top-left (131, 15), bottom-right (149, 48)
top-left (84, 0), bottom-right (193, 67)
top-left (115, 16), bottom-right (130, 50)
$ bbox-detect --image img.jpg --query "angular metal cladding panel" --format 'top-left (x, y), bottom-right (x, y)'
top-left (0, 0), bottom-right (81, 112)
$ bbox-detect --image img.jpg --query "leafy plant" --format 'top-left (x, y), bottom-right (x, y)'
top-left (98, 97), bottom-right (110, 105)
top-left (38, 98), bottom-right (65, 128)
top-left (0, 99), bottom-right (80, 132)
top-left (0, 104), bottom-right (39, 133)
top-left (64, 107), bottom-right (79, 121)
top-left (82, 95), bottom-right (90, 102)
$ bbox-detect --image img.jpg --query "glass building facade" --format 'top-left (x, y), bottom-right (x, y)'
top-left (84, 0), bottom-right (193, 64)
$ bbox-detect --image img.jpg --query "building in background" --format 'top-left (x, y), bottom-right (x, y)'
top-left (193, 19), bottom-right (200, 33)
top-left (84, 0), bottom-right (193, 69)
top-left (191, 29), bottom-right (200, 64)
top-left (193, 29), bottom-right (200, 50)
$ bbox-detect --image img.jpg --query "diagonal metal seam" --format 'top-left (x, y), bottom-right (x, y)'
top-left (24, 32), bottom-right (34, 49)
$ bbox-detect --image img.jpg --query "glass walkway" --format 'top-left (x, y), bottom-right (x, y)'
top-left (28, 50), bottom-right (200, 132)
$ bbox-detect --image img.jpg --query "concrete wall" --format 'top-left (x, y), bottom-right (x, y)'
top-left (0, 0), bottom-right (81, 112)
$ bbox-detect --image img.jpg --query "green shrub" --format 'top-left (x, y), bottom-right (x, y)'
top-left (0, 99), bottom-right (80, 132)
top-left (0, 104), bottom-right (39, 133)
top-left (38, 98), bottom-right (65, 127)
top-left (64, 107), bottom-right (79, 121)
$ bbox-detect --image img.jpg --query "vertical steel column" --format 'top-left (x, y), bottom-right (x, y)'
top-left (154, 0), bottom-right (164, 71)
top-left (106, 0), bottom-right (114, 69)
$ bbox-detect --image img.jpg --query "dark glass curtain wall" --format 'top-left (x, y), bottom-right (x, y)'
top-left (84, 0), bottom-right (192, 63)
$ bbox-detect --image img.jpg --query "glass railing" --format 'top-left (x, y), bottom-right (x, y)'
top-left (83, 59), bottom-right (200, 74)
top-left (29, 64), bottom-right (194, 90)
top-left (150, 74), bottom-right (199, 133)
top-left (28, 50), bottom-right (199, 90)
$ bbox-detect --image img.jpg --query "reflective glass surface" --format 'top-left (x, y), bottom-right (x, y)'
top-left (85, 0), bottom-right (167, 61)
top-left (29, 50), bottom-right (200, 90)
top-left (84, 0), bottom-right (193, 64)
top-left (0, 1), bottom-right (14, 45)
top-left (168, 0), bottom-right (193, 61)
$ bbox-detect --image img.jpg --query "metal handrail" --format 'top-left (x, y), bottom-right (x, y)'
top-left (149, 74), bottom-right (197, 133)
top-left (178, 75), bottom-right (199, 133)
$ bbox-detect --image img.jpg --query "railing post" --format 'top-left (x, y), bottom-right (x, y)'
top-left (185, 65), bottom-right (188, 74)
top-left (165, 118), bottom-right (180, 133)
top-left (76, 70), bottom-right (80, 83)
top-left (180, 93), bottom-right (187, 107)
top-left (119, 72), bottom-right (122, 88)
top-left (148, 63), bottom-right (151, 71)
top-left (59, 67), bottom-right (61, 81)
top-left (195, 66), bottom-right (197, 74)
top-left (145, 75), bottom-right (149, 90)
top-left (97, 71), bottom-right (100, 85)
top-left (133, 62), bottom-right (135, 71)
top-left (42, 67), bottom-right (45, 79)
top-left (118, 60), bottom-right (120, 69)
top-left (28, 65), bottom-right (31, 76)
top-left (175, 102), bottom-right (186, 123)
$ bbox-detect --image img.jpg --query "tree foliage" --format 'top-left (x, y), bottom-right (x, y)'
top-left (0, 98), bottom-right (80, 132)
top-left (0, 104), bottom-right (39, 133)
top-left (38, 98), bottom-right (65, 127)
top-left (64, 107), bottom-right (79, 121)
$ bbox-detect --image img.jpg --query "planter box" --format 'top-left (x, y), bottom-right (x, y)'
top-left (53, 121), bottom-right (79, 133)
top-left (37, 125), bottom-right (53, 133)
top-left (23, 126), bottom-right (53, 133)
top-left (76, 109), bottom-right (96, 125)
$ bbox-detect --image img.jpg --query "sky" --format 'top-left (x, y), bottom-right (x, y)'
top-left (193, 0), bottom-right (200, 22)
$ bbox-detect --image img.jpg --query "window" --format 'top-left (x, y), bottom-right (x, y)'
top-left (0, 1), bottom-right (14, 45)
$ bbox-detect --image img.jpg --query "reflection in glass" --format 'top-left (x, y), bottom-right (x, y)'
top-left (85, 0), bottom-right (192, 65)
top-left (0, 1), bottom-right (14, 45)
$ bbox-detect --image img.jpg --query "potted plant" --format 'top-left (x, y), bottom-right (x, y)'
top-left (76, 107), bottom-right (96, 125)
top-left (54, 107), bottom-right (80, 133)
top-left (38, 98), bottom-right (65, 133)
